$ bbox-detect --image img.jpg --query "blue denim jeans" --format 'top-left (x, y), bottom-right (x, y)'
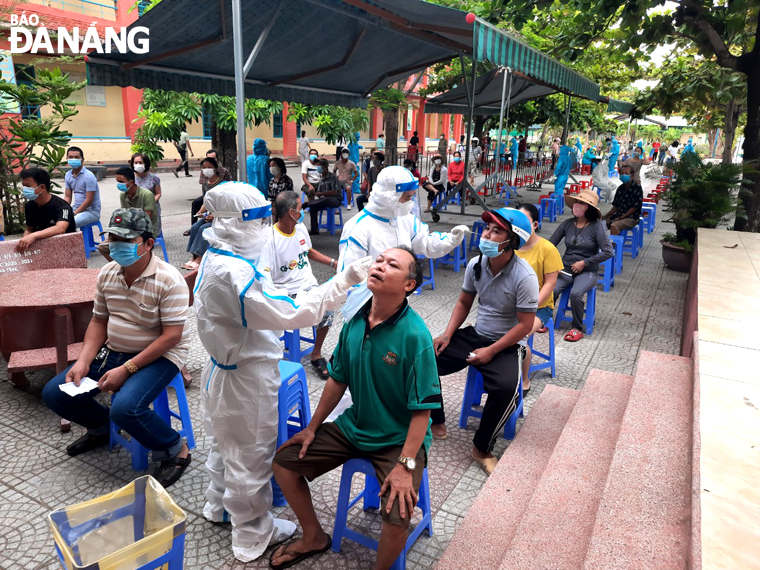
top-left (42, 349), bottom-right (182, 461)
top-left (74, 208), bottom-right (100, 229)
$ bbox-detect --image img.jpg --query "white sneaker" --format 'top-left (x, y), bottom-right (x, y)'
top-left (347, 204), bottom-right (353, 210)
top-left (269, 518), bottom-right (297, 547)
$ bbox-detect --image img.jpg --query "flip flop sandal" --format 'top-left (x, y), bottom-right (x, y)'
top-left (153, 453), bottom-right (191, 488)
top-left (564, 329), bottom-right (584, 342)
top-left (472, 455), bottom-right (498, 476)
top-left (537, 327), bottom-right (549, 333)
top-left (310, 358), bottom-right (330, 380)
top-left (270, 536), bottom-right (332, 570)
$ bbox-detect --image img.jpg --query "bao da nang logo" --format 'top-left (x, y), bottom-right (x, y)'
top-left (9, 11), bottom-right (149, 54)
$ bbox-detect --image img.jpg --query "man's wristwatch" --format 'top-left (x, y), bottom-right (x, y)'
top-left (397, 456), bottom-right (417, 471)
top-left (123, 359), bottom-right (139, 375)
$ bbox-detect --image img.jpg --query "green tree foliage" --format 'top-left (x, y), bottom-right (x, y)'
top-left (285, 104), bottom-right (369, 146)
top-left (0, 66), bottom-right (86, 233)
top-left (491, 0), bottom-right (760, 232)
top-left (132, 89), bottom-right (281, 177)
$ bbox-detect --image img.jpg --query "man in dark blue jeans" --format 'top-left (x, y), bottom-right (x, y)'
top-left (42, 208), bottom-right (192, 487)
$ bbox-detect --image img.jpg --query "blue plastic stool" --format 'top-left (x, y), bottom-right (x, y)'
top-left (413, 256), bottom-right (435, 295)
top-left (534, 203), bottom-right (543, 230)
top-left (619, 225), bottom-right (640, 259)
top-left (0, 235), bottom-right (4, 241)
top-left (332, 458), bottom-right (433, 570)
top-left (609, 235), bottom-right (624, 274)
top-left (80, 221), bottom-right (103, 259)
top-left (527, 317), bottom-right (555, 378)
top-left (435, 242), bottom-right (466, 273)
top-left (637, 219), bottom-right (645, 250)
top-left (154, 232), bottom-right (169, 262)
top-left (318, 207), bottom-right (344, 236)
top-left (432, 191), bottom-right (448, 211)
top-left (458, 366), bottom-right (524, 439)
top-left (51, 476), bottom-right (186, 570)
top-left (273, 360), bottom-right (311, 507)
top-left (598, 257), bottom-right (615, 292)
top-left (281, 327), bottom-right (317, 362)
top-left (554, 285), bottom-right (596, 335)
top-left (468, 220), bottom-right (486, 252)
top-left (539, 197), bottom-right (556, 222)
top-left (499, 183), bottom-right (517, 203)
top-left (109, 373), bottom-right (196, 471)
top-left (552, 193), bottom-right (565, 216)
top-left (641, 203), bottom-right (656, 234)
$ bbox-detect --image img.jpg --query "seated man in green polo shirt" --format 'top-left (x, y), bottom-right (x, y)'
top-left (271, 246), bottom-right (441, 570)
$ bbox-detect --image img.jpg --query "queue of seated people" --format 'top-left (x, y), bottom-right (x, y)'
top-left (7, 147), bottom-right (646, 570)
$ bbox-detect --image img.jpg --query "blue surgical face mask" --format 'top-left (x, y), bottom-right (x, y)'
top-left (108, 241), bottom-right (145, 267)
top-left (454, 156), bottom-right (461, 163)
top-left (479, 237), bottom-right (509, 258)
top-left (620, 174), bottom-right (631, 183)
top-left (310, 154), bottom-right (318, 162)
top-left (316, 166), bottom-right (323, 174)
top-left (291, 209), bottom-right (304, 224)
top-left (68, 159), bottom-right (82, 169)
top-left (117, 182), bottom-right (129, 192)
top-left (22, 185), bottom-right (40, 201)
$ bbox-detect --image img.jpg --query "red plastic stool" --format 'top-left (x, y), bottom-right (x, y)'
top-left (524, 175), bottom-right (534, 185)
top-left (515, 177), bottom-right (523, 187)
top-left (580, 180), bottom-right (590, 189)
top-left (569, 183), bottom-right (581, 194)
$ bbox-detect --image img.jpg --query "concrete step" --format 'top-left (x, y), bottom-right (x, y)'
top-left (436, 385), bottom-right (581, 570)
top-left (583, 351), bottom-right (694, 570)
top-left (498, 370), bottom-right (634, 570)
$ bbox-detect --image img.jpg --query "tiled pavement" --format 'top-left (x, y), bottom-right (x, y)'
top-left (0, 169), bottom-right (688, 569)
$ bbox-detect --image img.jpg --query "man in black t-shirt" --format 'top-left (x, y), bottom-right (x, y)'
top-left (17, 167), bottom-right (75, 253)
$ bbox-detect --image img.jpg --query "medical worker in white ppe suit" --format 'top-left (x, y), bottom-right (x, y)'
top-left (328, 165), bottom-right (469, 420)
top-left (193, 182), bottom-right (371, 563)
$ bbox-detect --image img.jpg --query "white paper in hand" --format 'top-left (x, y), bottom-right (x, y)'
top-left (59, 377), bottom-right (100, 397)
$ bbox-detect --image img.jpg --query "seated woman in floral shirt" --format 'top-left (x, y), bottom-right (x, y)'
top-left (268, 157), bottom-right (294, 201)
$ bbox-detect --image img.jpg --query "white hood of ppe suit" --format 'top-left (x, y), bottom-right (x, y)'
top-left (365, 165), bottom-right (416, 220)
top-left (203, 182), bottom-right (269, 260)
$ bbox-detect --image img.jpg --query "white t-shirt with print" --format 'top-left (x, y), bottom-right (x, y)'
top-left (260, 223), bottom-right (318, 295)
top-left (301, 159), bottom-right (321, 184)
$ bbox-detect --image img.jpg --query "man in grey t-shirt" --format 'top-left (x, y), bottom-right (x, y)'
top-left (432, 208), bottom-right (538, 475)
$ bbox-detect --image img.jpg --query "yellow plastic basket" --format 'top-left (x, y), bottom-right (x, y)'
top-left (48, 476), bottom-right (186, 570)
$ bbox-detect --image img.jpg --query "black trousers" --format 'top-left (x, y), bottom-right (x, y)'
top-left (356, 194), bottom-right (368, 211)
top-left (175, 146), bottom-right (189, 175)
top-left (190, 195), bottom-right (204, 226)
top-left (432, 326), bottom-right (522, 454)
top-left (309, 196), bottom-right (342, 233)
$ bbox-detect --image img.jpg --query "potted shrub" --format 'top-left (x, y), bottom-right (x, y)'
top-left (658, 151), bottom-right (745, 272)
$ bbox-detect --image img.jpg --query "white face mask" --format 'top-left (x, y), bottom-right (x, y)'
top-left (202, 168), bottom-right (215, 178)
top-left (434, 159), bottom-right (442, 166)
top-left (270, 166), bottom-right (280, 176)
top-left (397, 200), bottom-right (414, 217)
top-left (341, 153), bottom-right (349, 159)
top-left (133, 163), bottom-right (145, 173)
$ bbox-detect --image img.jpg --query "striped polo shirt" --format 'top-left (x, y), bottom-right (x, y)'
top-left (93, 254), bottom-right (190, 370)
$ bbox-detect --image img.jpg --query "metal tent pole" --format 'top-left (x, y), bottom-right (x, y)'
top-left (232, 0), bottom-right (246, 182)
top-left (495, 68), bottom-right (508, 178)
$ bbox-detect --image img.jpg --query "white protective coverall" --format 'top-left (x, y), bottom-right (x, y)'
top-left (194, 183), bottom-right (370, 562)
top-left (328, 165), bottom-right (468, 419)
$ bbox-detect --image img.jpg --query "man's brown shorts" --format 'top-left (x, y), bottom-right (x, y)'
top-left (273, 422), bottom-right (426, 527)
top-left (610, 217), bottom-right (638, 233)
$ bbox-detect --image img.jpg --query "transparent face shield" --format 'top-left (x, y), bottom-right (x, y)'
top-left (208, 204), bottom-right (273, 230)
top-left (394, 179), bottom-right (420, 220)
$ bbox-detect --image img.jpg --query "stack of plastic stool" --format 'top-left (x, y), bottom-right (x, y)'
top-left (539, 195), bottom-right (557, 222)
top-left (555, 285), bottom-right (596, 335)
top-left (641, 203), bottom-right (656, 234)
top-left (459, 366), bottom-right (524, 439)
top-left (332, 458), bottom-right (433, 570)
top-left (637, 218), bottom-right (645, 249)
top-left (273, 360), bottom-right (311, 507)
top-left (109, 373), bottom-right (196, 471)
top-left (527, 317), bottom-right (555, 378)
